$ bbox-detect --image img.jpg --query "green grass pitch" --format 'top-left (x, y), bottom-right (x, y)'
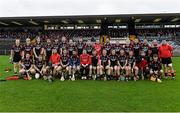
top-left (0, 55), bottom-right (180, 112)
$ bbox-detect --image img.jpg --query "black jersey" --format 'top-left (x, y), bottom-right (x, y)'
top-left (109, 55), bottom-right (118, 66)
top-left (60, 42), bottom-right (68, 50)
top-left (119, 55), bottom-right (127, 66)
top-left (127, 56), bottom-right (136, 67)
top-left (35, 59), bottom-right (45, 70)
top-left (142, 44), bottom-right (150, 55)
top-left (22, 58), bottom-right (33, 70)
top-left (45, 44), bottom-right (52, 60)
top-left (124, 45), bottom-right (132, 55)
top-left (133, 43), bottom-right (141, 56)
top-left (77, 42), bottom-right (85, 55)
top-left (61, 55), bottom-right (69, 65)
top-left (149, 61), bottom-right (162, 71)
top-left (12, 45), bottom-right (22, 57)
top-left (101, 55), bottom-right (109, 67)
top-left (103, 43), bottom-right (112, 54)
top-left (23, 44), bottom-right (33, 56)
top-left (91, 55), bottom-right (98, 66)
top-left (86, 45), bottom-right (93, 55)
top-left (113, 44), bottom-right (121, 55)
top-left (151, 46), bottom-right (159, 55)
top-left (34, 43), bottom-right (42, 56)
top-left (68, 44), bottom-right (76, 56)
top-left (53, 43), bottom-right (60, 53)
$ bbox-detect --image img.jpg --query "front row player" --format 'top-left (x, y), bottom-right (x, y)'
top-left (19, 53), bottom-right (35, 80)
top-left (69, 51), bottom-right (80, 81)
top-left (149, 54), bottom-right (163, 82)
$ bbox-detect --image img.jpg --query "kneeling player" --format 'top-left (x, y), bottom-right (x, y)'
top-left (33, 55), bottom-right (46, 79)
top-left (19, 53), bottom-right (35, 80)
top-left (118, 49), bottom-right (128, 81)
top-left (149, 54), bottom-right (163, 82)
top-left (127, 51), bottom-right (139, 81)
top-left (80, 49), bottom-right (91, 79)
top-left (60, 49), bottom-right (70, 81)
top-left (109, 49), bottom-right (118, 80)
top-left (99, 49), bottom-right (110, 80)
top-left (69, 51), bottom-right (80, 81)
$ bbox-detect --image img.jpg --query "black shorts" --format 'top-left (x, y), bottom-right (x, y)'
top-left (161, 57), bottom-right (172, 65)
top-left (13, 55), bottom-right (21, 63)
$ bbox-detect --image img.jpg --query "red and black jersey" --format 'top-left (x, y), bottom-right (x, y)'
top-left (133, 43), bottom-right (141, 56)
top-left (113, 44), bottom-right (121, 55)
top-left (109, 55), bottom-right (118, 66)
top-left (86, 45), bottom-right (93, 55)
top-left (127, 56), bottom-right (136, 67)
top-left (80, 54), bottom-right (91, 65)
top-left (53, 43), bottom-right (60, 53)
top-left (23, 44), bottom-right (33, 56)
top-left (149, 60), bottom-right (162, 71)
top-left (141, 44), bottom-right (150, 55)
top-left (77, 42), bottom-right (85, 55)
top-left (61, 54), bottom-right (69, 65)
top-left (91, 55), bottom-right (99, 66)
top-left (44, 44), bottom-right (53, 60)
top-left (21, 58), bottom-right (33, 70)
top-left (34, 43), bottom-right (43, 56)
top-left (119, 55), bottom-right (127, 66)
top-left (100, 55), bottom-right (109, 67)
top-left (124, 45), bottom-right (132, 55)
top-left (60, 42), bottom-right (68, 50)
top-left (68, 44), bottom-right (76, 56)
top-left (11, 45), bottom-right (23, 57)
top-left (35, 59), bottom-right (45, 70)
top-left (151, 46), bottom-right (159, 56)
top-left (103, 42), bottom-right (112, 55)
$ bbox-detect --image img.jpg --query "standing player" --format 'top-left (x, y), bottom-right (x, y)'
top-left (10, 39), bottom-right (23, 75)
top-left (118, 49), bottom-right (128, 81)
top-left (60, 36), bottom-right (68, 54)
top-left (99, 49), bottom-right (110, 80)
top-left (94, 39), bottom-right (102, 56)
top-left (103, 38), bottom-right (112, 55)
top-left (33, 37), bottom-right (44, 60)
top-left (151, 39), bottom-right (159, 56)
top-left (113, 41), bottom-right (121, 55)
top-left (60, 49), bottom-right (70, 81)
top-left (109, 49), bottom-right (118, 80)
top-left (44, 39), bottom-right (53, 65)
top-left (69, 51), bottom-right (80, 81)
top-left (23, 38), bottom-right (33, 59)
top-left (132, 39), bottom-right (141, 59)
top-left (77, 37), bottom-right (85, 56)
top-left (86, 40), bottom-right (93, 55)
top-left (127, 51), bottom-right (139, 81)
top-left (53, 39), bottom-right (60, 54)
top-left (124, 42), bottom-right (132, 55)
top-left (159, 40), bottom-right (175, 79)
top-left (19, 53), bottom-right (35, 80)
top-left (68, 39), bottom-right (76, 57)
top-left (80, 49), bottom-right (91, 79)
top-left (141, 39), bottom-right (150, 56)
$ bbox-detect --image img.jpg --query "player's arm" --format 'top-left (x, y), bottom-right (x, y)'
top-left (124, 60), bottom-right (128, 68)
top-left (33, 64), bottom-right (40, 73)
top-left (33, 47), bottom-right (38, 58)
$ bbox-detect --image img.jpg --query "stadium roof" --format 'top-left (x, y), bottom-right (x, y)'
top-left (0, 13), bottom-right (180, 27)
